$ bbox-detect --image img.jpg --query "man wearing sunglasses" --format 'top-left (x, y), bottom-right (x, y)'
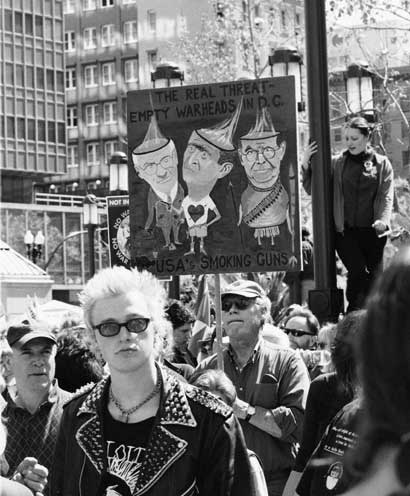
top-left (281, 309), bottom-right (322, 380)
top-left (196, 279), bottom-right (310, 496)
top-left (282, 309), bottom-right (319, 352)
top-left (50, 266), bottom-right (254, 496)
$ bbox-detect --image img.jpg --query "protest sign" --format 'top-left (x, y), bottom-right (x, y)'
top-left (107, 195), bottom-right (130, 268)
top-left (127, 77), bottom-right (301, 276)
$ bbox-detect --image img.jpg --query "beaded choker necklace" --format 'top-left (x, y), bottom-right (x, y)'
top-left (109, 373), bottom-right (162, 423)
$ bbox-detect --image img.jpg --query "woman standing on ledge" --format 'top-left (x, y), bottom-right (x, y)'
top-left (302, 117), bottom-right (394, 312)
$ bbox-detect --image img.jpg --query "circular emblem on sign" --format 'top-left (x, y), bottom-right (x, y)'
top-left (326, 461), bottom-right (343, 490)
top-left (117, 215), bottom-right (130, 260)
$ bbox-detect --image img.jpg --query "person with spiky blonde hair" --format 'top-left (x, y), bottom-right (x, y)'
top-left (51, 266), bottom-right (254, 496)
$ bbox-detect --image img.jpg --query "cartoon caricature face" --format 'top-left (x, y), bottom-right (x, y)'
top-left (183, 132), bottom-right (227, 188)
top-left (239, 135), bottom-right (286, 189)
top-left (133, 140), bottom-right (178, 196)
top-left (117, 215), bottom-right (130, 259)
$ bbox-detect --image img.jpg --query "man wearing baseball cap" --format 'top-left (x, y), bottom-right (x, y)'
top-left (2, 321), bottom-right (71, 495)
top-left (196, 279), bottom-right (310, 496)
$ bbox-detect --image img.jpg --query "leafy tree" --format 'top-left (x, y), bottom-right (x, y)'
top-left (169, 0), bottom-right (303, 83)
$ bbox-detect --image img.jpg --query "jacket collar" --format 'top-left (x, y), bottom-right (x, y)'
top-left (76, 364), bottom-right (197, 495)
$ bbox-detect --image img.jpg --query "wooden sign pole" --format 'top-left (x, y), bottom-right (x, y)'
top-left (214, 273), bottom-right (224, 371)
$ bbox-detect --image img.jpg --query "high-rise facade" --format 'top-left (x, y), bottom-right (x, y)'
top-left (0, 0), bottom-right (66, 203)
top-left (46, 0), bottom-right (205, 197)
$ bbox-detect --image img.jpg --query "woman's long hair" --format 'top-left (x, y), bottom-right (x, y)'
top-left (331, 310), bottom-right (366, 398)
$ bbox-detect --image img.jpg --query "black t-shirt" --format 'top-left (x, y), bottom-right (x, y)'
top-left (297, 399), bottom-right (363, 496)
top-left (97, 408), bottom-right (156, 496)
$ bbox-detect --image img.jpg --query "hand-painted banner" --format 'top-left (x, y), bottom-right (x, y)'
top-left (107, 195), bottom-right (130, 268)
top-left (127, 77), bottom-right (301, 276)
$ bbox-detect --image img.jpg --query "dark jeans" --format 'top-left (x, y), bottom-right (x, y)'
top-left (335, 227), bottom-right (387, 312)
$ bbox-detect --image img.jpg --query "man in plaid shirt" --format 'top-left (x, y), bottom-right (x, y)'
top-left (2, 322), bottom-right (72, 495)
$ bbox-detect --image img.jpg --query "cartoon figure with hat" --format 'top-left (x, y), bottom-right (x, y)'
top-left (238, 107), bottom-right (294, 249)
top-left (182, 102), bottom-right (241, 256)
top-left (132, 115), bottom-right (185, 253)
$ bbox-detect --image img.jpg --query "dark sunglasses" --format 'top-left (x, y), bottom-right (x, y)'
top-left (94, 318), bottom-right (150, 337)
top-left (283, 328), bottom-right (315, 338)
top-left (221, 296), bottom-right (255, 312)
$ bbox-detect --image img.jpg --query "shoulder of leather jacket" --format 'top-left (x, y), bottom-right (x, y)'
top-left (63, 382), bottom-right (97, 407)
top-left (185, 384), bottom-right (233, 419)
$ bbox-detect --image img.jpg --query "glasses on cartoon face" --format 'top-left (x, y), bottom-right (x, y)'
top-left (243, 145), bottom-right (281, 163)
top-left (283, 328), bottom-right (315, 338)
top-left (94, 318), bottom-right (150, 337)
top-left (138, 155), bottom-right (174, 175)
top-left (221, 296), bottom-right (256, 312)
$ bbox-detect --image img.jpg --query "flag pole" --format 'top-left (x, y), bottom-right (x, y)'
top-left (214, 273), bottom-right (224, 371)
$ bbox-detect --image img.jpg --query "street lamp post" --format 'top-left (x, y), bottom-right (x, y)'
top-left (109, 151), bottom-right (128, 194)
top-left (268, 46), bottom-right (305, 112)
top-left (83, 194), bottom-right (99, 278)
top-left (24, 230), bottom-right (45, 265)
top-left (305, 0), bottom-right (344, 322)
top-left (150, 61), bottom-right (184, 299)
top-left (345, 62), bottom-right (376, 122)
top-left (151, 62), bottom-right (184, 88)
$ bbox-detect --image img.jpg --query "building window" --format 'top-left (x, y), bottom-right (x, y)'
top-left (104, 140), bottom-right (119, 163)
top-left (35, 16), bottom-right (43, 37)
top-left (67, 107), bottom-right (78, 128)
top-left (48, 122), bottom-right (56, 142)
top-left (147, 50), bottom-right (157, 72)
top-left (86, 142), bottom-right (100, 166)
top-left (4, 10), bottom-right (12, 31)
top-left (65, 31), bottom-right (76, 51)
top-left (84, 64), bottom-right (98, 87)
top-left (101, 24), bottom-right (115, 47)
top-left (84, 0), bottom-right (96, 10)
top-left (403, 149), bottom-right (410, 166)
top-left (68, 145), bottom-right (79, 167)
top-left (101, 0), bottom-right (114, 6)
top-left (84, 27), bottom-right (97, 50)
top-left (123, 21), bottom-right (137, 43)
top-left (334, 127), bottom-right (342, 142)
top-left (102, 62), bottom-right (115, 85)
top-left (46, 69), bottom-right (55, 91)
top-left (16, 66), bottom-right (24, 87)
top-left (64, 0), bottom-right (75, 13)
top-left (66, 67), bottom-right (76, 89)
top-left (124, 59), bottom-right (138, 82)
top-left (295, 12), bottom-right (301, 26)
top-left (103, 101), bottom-right (117, 123)
top-left (147, 10), bottom-right (156, 32)
top-left (37, 68), bottom-right (44, 88)
top-left (28, 119), bottom-right (35, 140)
top-left (281, 10), bottom-right (286, 29)
top-left (25, 13), bottom-right (33, 35)
top-left (85, 104), bottom-right (99, 126)
top-left (402, 120), bottom-right (409, 139)
top-left (38, 120), bottom-right (46, 141)
top-left (17, 118), bottom-right (25, 140)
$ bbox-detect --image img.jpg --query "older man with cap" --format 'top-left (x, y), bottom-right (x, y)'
top-left (2, 321), bottom-right (71, 495)
top-left (196, 279), bottom-right (310, 496)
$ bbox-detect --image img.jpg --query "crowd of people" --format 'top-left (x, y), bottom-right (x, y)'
top-left (0, 118), bottom-right (402, 495)
top-left (0, 247), bottom-right (407, 495)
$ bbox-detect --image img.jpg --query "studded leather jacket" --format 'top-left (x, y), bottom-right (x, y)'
top-left (50, 365), bottom-right (254, 496)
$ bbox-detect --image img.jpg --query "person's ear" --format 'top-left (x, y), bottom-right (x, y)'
top-left (278, 141), bottom-right (286, 160)
top-left (217, 162), bottom-right (233, 178)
